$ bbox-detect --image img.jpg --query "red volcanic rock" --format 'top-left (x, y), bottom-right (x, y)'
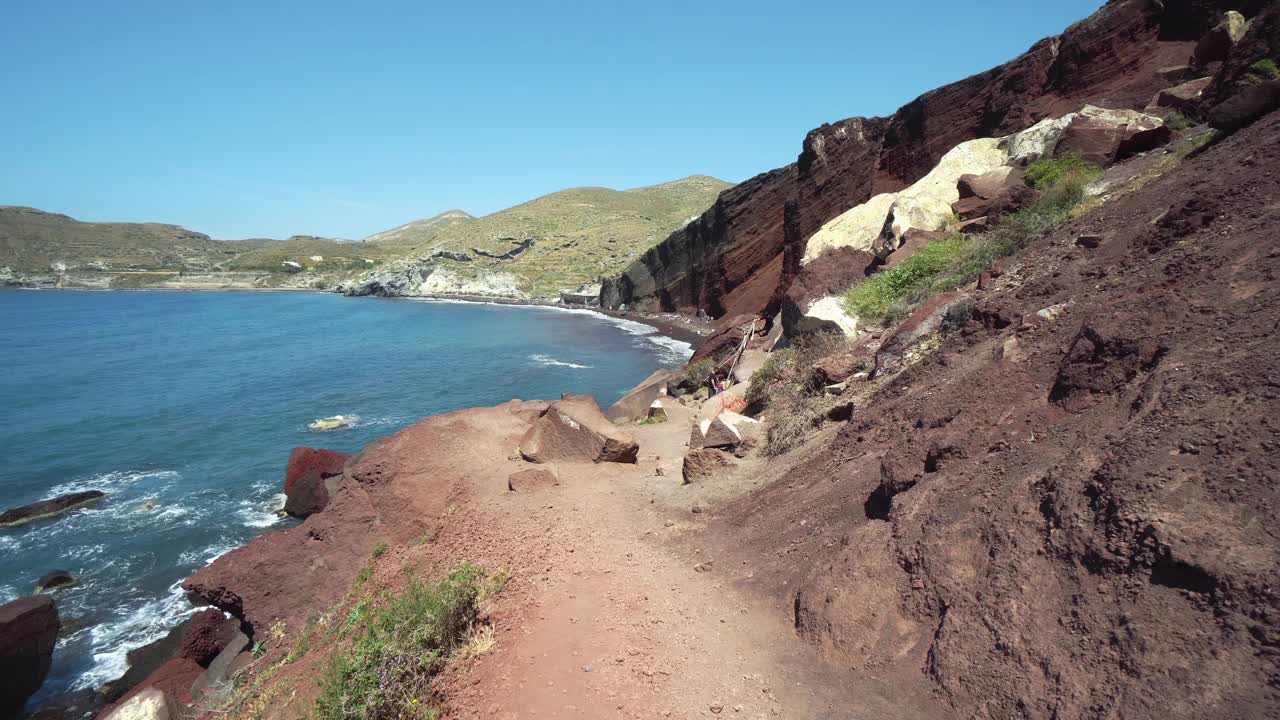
top-left (682, 448), bottom-right (735, 484)
top-left (872, 292), bottom-right (970, 378)
top-left (1055, 115), bottom-right (1128, 165)
top-left (1202, 2), bottom-right (1280, 117)
top-left (102, 658), bottom-right (203, 714)
top-left (180, 608), bottom-right (238, 667)
top-left (952, 167), bottom-right (1037, 222)
top-left (283, 447), bottom-right (349, 518)
top-left (690, 315), bottom-right (766, 365)
top-left (508, 468), bottom-right (558, 491)
top-left (1149, 76), bottom-right (1214, 112)
top-left (780, 247), bottom-right (876, 338)
top-left (605, 2), bottom-right (1233, 324)
top-left (519, 397), bottom-right (639, 464)
top-left (814, 338), bottom-right (877, 385)
top-left (601, 165), bottom-right (797, 319)
top-left (883, 230), bottom-right (940, 269)
top-left (185, 401), bottom-right (551, 638)
top-left (0, 595), bottom-right (59, 716)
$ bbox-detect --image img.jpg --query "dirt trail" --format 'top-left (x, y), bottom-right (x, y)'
top-left (430, 401), bottom-right (943, 720)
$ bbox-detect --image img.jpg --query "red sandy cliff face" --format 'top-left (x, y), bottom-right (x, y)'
top-left (713, 105), bottom-right (1280, 719)
top-left (605, 0), bottom-right (1258, 324)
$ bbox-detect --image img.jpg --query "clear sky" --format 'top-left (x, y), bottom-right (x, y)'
top-left (1, 0), bottom-right (1104, 240)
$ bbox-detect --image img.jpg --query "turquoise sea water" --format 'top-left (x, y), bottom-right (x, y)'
top-left (0, 289), bottom-right (689, 705)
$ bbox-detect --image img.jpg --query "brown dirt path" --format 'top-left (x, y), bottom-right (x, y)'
top-left (429, 401), bottom-right (944, 720)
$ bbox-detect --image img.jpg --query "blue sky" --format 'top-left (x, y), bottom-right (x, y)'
top-left (0, 1), bottom-right (1103, 239)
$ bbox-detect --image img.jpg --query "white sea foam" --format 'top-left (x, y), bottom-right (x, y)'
top-left (71, 582), bottom-right (198, 691)
top-left (529, 353), bottom-right (593, 369)
top-left (235, 493), bottom-right (285, 528)
top-left (177, 540), bottom-right (241, 567)
top-left (403, 296), bottom-right (694, 364)
top-left (47, 469), bottom-right (181, 498)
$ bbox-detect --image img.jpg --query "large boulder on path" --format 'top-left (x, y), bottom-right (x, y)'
top-left (682, 448), bottom-right (736, 484)
top-left (0, 595), bottom-right (59, 716)
top-left (872, 292), bottom-right (971, 378)
top-left (1192, 10), bottom-right (1249, 68)
top-left (101, 689), bottom-right (180, 720)
top-left (606, 369), bottom-right (681, 424)
top-left (520, 396), bottom-right (639, 464)
top-left (814, 337), bottom-right (878, 384)
top-left (283, 447), bottom-right (350, 518)
top-left (0, 490), bottom-right (106, 527)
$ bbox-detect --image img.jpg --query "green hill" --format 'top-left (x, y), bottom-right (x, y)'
top-left (359, 175), bottom-right (732, 297)
top-left (362, 209), bottom-right (476, 250)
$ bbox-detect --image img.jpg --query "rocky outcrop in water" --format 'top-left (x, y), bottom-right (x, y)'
top-left (0, 490), bottom-right (106, 527)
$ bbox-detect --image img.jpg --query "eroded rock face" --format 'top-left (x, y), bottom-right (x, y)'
top-left (872, 292), bottom-right (970, 378)
top-left (180, 609), bottom-right (238, 668)
top-left (0, 595), bottom-right (59, 716)
top-left (689, 315), bottom-right (766, 365)
top-left (283, 447), bottom-right (350, 518)
top-left (1192, 10), bottom-right (1250, 67)
top-left (780, 247), bottom-right (875, 339)
top-left (605, 2), bottom-right (1220, 322)
top-left (519, 397), bottom-right (639, 464)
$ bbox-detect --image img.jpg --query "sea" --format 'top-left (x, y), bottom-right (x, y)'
top-left (0, 289), bottom-right (690, 706)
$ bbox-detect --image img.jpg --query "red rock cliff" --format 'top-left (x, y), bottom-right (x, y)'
top-left (603, 0), bottom-right (1256, 323)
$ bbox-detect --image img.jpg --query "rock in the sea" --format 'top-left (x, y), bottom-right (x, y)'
top-left (683, 448), bottom-right (735, 484)
top-left (0, 595), bottom-right (59, 716)
top-left (606, 368), bottom-right (681, 424)
top-left (508, 468), bottom-right (558, 491)
top-left (283, 447), bottom-right (351, 518)
top-left (35, 570), bottom-right (77, 593)
top-left (101, 688), bottom-right (180, 720)
top-left (0, 490), bottom-right (106, 527)
top-left (519, 396), bottom-right (639, 464)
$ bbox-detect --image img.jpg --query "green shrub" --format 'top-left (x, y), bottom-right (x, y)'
top-left (685, 358), bottom-right (715, 388)
top-left (745, 348), bottom-right (793, 405)
top-left (1025, 152), bottom-right (1103, 190)
top-left (1244, 58), bottom-right (1280, 84)
top-left (842, 169), bottom-right (1091, 326)
top-left (1163, 110), bottom-right (1192, 132)
top-left (316, 564), bottom-right (486, 720)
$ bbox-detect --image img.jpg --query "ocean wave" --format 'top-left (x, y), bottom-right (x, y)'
top-left (529, 353), bottom-right (593, 369)
top-left (46, 469), bottom-right (181, 498)
top-left (71, 582), bottom-right (198, 691)
top-left (177, 540), bottom-right (242, 568)
top-left (235, 493), bottom-right (285, 528)
top-left (404, 297), bottom-right (694, 364)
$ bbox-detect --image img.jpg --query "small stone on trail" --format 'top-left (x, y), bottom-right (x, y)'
top-left (582, 664), bottom-right (592, 672)
top-left (691, 505), bottom-right (704, 514)
top-left (1076, 234), bottom-right (1104, 249)
top-left (710, 704), bottom-right (724, 714)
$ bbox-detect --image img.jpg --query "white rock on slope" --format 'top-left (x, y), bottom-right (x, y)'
top-left (800, 106), bottom-right (1165, 264)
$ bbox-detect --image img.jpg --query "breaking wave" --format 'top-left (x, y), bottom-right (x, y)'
top-left (529, 353), bottom-right (593, 369)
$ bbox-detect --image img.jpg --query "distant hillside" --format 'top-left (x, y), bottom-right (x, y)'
top-left (0, 206), bottom-right (402, 279)
top-left (351, 175), bottom-right (733, 298)
top-left (363, 209), bottom-right (476, 249)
